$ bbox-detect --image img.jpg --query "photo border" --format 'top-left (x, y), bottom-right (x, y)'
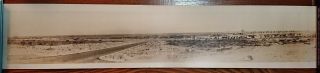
top-left (1, 0), bottom-right (317, 72)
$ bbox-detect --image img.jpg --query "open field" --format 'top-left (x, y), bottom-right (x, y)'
top-left (97, 40), bottom-right (315, 63)
top-left (7, 31), bottom-right (316, 64)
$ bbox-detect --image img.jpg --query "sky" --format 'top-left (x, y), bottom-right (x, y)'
top-left (5, 4), bottom-right (316, 37)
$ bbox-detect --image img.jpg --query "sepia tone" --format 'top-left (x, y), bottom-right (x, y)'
top-left (3, 0), bottom-right (317, 73)
top-left (7, 31), bottom-right (316, 64)
top-left (4, 4), bottom-right (317, 69)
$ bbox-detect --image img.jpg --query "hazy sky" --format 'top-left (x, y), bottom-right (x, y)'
top-left (5, 4), bottom-right (316, 37)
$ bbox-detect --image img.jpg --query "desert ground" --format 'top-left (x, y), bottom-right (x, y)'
top-left (7, 31), bottom-right (316, 64)
top-left (97, 40), bottom-right (316, 63)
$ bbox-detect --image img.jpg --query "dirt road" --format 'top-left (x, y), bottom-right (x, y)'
top-left (11, 41), bottom-right (147, 64)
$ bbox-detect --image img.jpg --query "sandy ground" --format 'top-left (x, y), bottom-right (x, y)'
top-left (7, 39), bottom-right (316, 64)
top-left (7, 41), bottom-right (138, 61)
top-left (98, 40), bottom-right (316, 63)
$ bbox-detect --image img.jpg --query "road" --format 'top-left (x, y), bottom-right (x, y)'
top-left (15, 41), bottom-right (147, 64)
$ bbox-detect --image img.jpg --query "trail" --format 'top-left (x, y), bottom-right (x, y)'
top-left (14, 41), bottom-right (147, 64)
